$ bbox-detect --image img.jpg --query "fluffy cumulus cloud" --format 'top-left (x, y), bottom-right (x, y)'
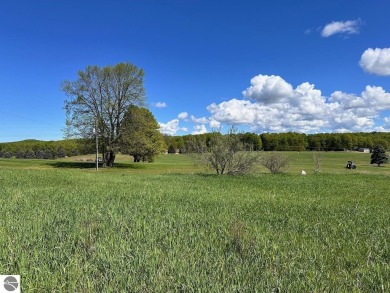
top-left (207, 75), bottom-right (390, 133)
top-left (178, 112), bottom-right (188, 120)
top-left (161, 74), bottom-right (390, 135)
top-left (190, 115), bottom-right (209, 124)
top-left (209, 118), bottom-right (221, 129)
top-left (331, 86), bottom-right (390, 112)
top-left (321, 19), bottom-right (361, 37)
top-left (207, 98), bottom-right (327, 133)
top-left (361, 86), bottom-right (390, 110)
top-left (159, 113), bottom-right (221, 135)
top-left (158, 119), bottom-right (187, 135)
top-left (383, 117), bottom-right (390, 129)
top-left (192, 124), bottom-right (207, 135)
top-left (158, 119), bottom-right (179, 135)
top-left (242, 75), bottom-right (293, 103)
top-left (359, 48), bottom-right (390, 76)
top-left (207, 99), bottom-right (265, 125)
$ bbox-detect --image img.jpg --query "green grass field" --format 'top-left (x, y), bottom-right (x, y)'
top-left (1, 152), bottom-right (389, 292)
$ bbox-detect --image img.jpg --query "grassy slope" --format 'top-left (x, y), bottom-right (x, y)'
top-left (0, 152), bottom-right (389, 291)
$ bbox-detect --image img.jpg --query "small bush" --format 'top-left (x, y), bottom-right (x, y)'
top-left (167, 145), bottom-right (176, 154)
top-left (35, 150), bottom-right (45, 159)
top-left (15, 150), bottom-right (24, 159)
top-left (57, 148), bottom-right (66, 158)
top-left (261, 153), bottom-right (290, 174)
top-left (43, 150), bottom-right (54, 159)
top-left (188, 127), bottom-right (261, 175)
top-left (3, 151), bottom-right (13, 158)
top-left (25, 150), bottom-right (35, 159)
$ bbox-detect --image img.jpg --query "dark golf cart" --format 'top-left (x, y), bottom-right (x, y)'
top-left (346, 161), bottom-right (357, 169)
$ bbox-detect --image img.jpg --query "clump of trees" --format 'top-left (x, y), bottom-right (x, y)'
top-left (0, 139), bottom-right (93, 159)
top-left (261, 132), bottom-right (307, 151)
top-left (306, 132), bottom-right (390, 151)
top-left (370, 145), bottom-right (389, 166)
top-left (163, 131), bottom-right (390, 153)
top-left (163, 131), bottom-right (263, 155)
top-left (187, 128), bottom-right (261, 175)
top-left (62, 62), bottom-right (145, 167)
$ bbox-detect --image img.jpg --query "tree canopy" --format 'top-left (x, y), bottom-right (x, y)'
top-left (163, 131), bottom-right (390, 153)
top-left (120, 105), bottom-right (165, 162)
top-left (62, 62), bottom-right (145, 166)
top-left (370, 144), bottom-right (389, 166)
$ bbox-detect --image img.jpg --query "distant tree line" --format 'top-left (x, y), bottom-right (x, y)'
top-left (0, 105), bottom-right (165, 162)
top-left (164, 131), bottom-right (390, 153)
top-left (1, 131), bottom-right (389, 160)
top-left (0, 139), bottom-right (94, 159)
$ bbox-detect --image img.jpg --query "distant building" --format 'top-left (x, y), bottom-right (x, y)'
top-left (359, 148), bottom-right (370, 153)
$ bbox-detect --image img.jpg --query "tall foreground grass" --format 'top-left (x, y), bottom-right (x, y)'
top-left (0, 154), bottom-right (389, 291)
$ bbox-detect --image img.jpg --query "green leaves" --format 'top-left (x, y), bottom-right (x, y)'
top-left (62, 62), bottom-right (146, 155)
top-left (120, 105), bottom-right (165, 162)
top-left (370, 144), bottom-right (389, 166)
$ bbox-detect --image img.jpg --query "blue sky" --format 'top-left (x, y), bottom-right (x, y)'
top-left (1, 0), bottom-right (390, 142)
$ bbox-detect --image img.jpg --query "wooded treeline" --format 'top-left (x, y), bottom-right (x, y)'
top-left (1, 131), bottom-right (389, 159)
top-left (0, 139), bottom-right (94, 159)
top-left (164, 132), bottom-right (390, 153)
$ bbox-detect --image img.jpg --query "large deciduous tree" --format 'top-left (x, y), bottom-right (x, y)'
top-left (62, 62), bottom-right (145, 167)
top-left (120, 105), bottom-right (165, 162)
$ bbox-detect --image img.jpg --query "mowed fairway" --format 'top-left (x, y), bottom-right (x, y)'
top-left (1, 152), bottom-right (389, 292)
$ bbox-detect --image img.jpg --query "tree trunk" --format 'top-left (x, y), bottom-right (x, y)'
top-left (104, 150), bottom-right (116, 167)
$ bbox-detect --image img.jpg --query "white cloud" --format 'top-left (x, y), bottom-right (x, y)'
top-left (331, 86), bottom-right (390, 112)
top-left (209, 118), bottom-right (221, 130)
top-left (382, 117), bottom-right (390, 130)
top-left (206, 74), bottom-right (390, 133)
top-left (153, 102), bottom-right (167, 108)
top-left (207, 97), bottom-right (328, 133)
top-left (158, 119), bottom-right (180, 135)
top-left (178, 112), bottom-right (188, 120)
top-left (359, 48), bottom-right (390, 76)
top-left (208, 99), bottom-right (262, 125)
top-left (373, 126), bottom-right (390, 132)
top-left (321, 19), bottom-right (361, 37)
top-left (192, 124), bottom-right (208, 135)
top-left (190, 115), bottom-right (209, 124)
top-left (242, 74), bottom-right (293, 104)
top-left (361, 85), bottom-right (390, 110)
top-left (163, 75), bottom-right (390, 135)
top-left (292, 82), bottom-right (328, 116)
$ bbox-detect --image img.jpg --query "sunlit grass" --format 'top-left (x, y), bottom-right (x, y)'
top-left (0, 152), bottom-right (389, 291)
top-left (2, 150), bottom-right (387, 175)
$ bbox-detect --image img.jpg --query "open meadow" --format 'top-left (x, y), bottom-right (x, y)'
top-left (1, 152), bottom-right (389, 292)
